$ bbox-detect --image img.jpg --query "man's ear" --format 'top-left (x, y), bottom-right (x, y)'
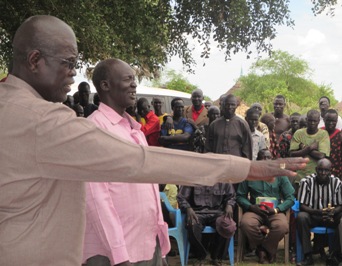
top-left (27, 50), bottom-right (42, 72)
top-left (100, 80), bottom-right (109, 92)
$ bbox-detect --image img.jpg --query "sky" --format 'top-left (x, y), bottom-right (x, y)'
top-left (157, 0), bottom-right (342, 102)
top-left (75, 0), bottom-right (342, 102)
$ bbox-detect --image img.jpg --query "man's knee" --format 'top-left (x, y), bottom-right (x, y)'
top-left (297, 212), bottom-right (310, 225)
top-left (272, 216), bottom-right (289, 234)
top-left (240, 213), bottom-right (259, 232)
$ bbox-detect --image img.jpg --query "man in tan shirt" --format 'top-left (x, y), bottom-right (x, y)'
top-left (0, 15), bottom-right (307, 266)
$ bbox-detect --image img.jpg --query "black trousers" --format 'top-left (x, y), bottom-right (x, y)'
top-left (187, 213), bottom-right (227, 260)
top-left (297, 212), bottom-right (342, 255)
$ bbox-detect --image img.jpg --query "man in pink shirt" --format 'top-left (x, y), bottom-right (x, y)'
top-left (83, 58), bottom-right (169, 266)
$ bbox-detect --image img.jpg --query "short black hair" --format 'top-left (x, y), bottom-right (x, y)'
top-left (246, 108), bottom-right (260, 118)
top-left (290, 112), bottom-right (301, 118)
top-left (274, 95), bottom-right (286, 103)
top-left (171, 97), bottom-right (184, 109)
top-left (319, 96), bottom-right (330, 104)
top-left (324, 109), bottom-right (338, 116)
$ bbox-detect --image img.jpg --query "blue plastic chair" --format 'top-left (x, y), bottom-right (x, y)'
top-left (160, 192), bottom-right (188, 266)
top-left (184, 225), bottom-right (235, 266)
top-left (292, 200), bottom-right (335, 263)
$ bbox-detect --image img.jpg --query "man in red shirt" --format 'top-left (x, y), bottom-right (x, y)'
top-left (184, 89), bottom-right (209, 127)
top-left (137, 97), bottom-right (161, 146)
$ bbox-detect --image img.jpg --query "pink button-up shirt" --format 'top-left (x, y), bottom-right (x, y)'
top-left (83, 103), bottom-right (170, 264)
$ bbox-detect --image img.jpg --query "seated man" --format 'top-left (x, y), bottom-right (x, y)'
top-left (237, 151), bottom-right (295, 264)
top-left (296, 158), bottom-right (342, 266)
top-left (177, 184), bottom-right (236, 266)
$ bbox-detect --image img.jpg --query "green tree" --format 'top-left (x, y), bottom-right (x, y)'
top-left (151, 69), bottom-right (197, 94)
top-left (0, 0), bottom-right (339, 76)
top-left (235, 50), bottom-right (337, 113)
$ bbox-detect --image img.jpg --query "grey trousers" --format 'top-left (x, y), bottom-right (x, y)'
top-left (84, 238), bottom-right (163, 266)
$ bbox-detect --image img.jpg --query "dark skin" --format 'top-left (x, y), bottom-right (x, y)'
top-left (290, 112), bottom-right (326, 160)
top-left (290, 115), bottom-right (300, 134)
top-left (272, 97), bottom-right (290, 139)
top-left (152, 97), bottom-right (163, 117)
top-left (300, 159), bottom-right (342, 218)
top-left (191, 89), bottom-right (204, 111)
top-left (324, 112), bottom-right (338, 135)
top-left (221, 95), bottom-right (237, 119)
top-left (319, 97), bottom-right (330, 118)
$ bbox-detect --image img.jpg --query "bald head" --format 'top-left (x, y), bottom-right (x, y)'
top-left (92, 59), bottom-right (124, 93)
top-left (13, 15), bottom-right (76, 63)
top-left (12, 15), bottom-right (78, 103)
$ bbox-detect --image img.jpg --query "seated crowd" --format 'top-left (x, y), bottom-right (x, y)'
top-left (64, 71), bottom-right (342, 266)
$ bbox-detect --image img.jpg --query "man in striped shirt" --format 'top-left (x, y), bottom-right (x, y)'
top-left (296, 158), bottom-right (342, 265)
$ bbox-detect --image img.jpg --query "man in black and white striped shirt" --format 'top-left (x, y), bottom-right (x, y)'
top-left (296, 158), bottom-right (342, 265)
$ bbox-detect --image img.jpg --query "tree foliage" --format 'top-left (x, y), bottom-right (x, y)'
top-left (151, 69), bottom-right (197, 94)
top-left (235, 50), bottom-right (337, 114)
top-left (0, 0), bottom-right (339, 77)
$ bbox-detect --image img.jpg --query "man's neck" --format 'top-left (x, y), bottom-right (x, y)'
top-left (155, 110), bottom-right (163, 116)
top-left (193, 104), bottom-right (202, 111)
top-left (307, 128), bottom-right (318, 135)
top-left (173, 115), bottom-right (182, 122)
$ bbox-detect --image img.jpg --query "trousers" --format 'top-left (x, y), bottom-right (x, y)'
top-left (240, 212), bottom-right (288, 256)
top-left (296, 211), bottom-right (342, 255)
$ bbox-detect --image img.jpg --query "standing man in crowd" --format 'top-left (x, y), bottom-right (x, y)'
top-left (290, 110), bottom-right (330, 191)
top-left (184, 89), bottom-right (209, 127)
top-left (251, 102), bottom-right (270, 148)
top-left (318, 96), bottom-right (342, 130)
top-left (159, 98), bottom-right (194, 151)
top-left (137, 97), bottom-right (161, 146)
top-left (272, 95), bottom-right (290, 140)
top-left (205, 94), bottom-right (252, 161)
top-left (152, 97), bottom-right (168, 125)
top-left (77, 81), bottom-right (98, 117)
top-left (278, 112), bottom-right (301, 158)
top-left (0, 14), bottom-right (308, 265)
top-left (245, 108), bottom-right (267, 161)
top-left (323, 109), bottom-right (342, 178)
top-left (83, 59), bottom-right (168, 266)
top-left (296, 158), bottom-right (342, 265)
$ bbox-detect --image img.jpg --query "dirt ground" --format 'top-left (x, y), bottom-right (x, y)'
top-left (166, 238), bottom-right (327, 266)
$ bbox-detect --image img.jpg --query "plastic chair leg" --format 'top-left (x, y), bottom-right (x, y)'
top-left (228, 236), bottom-right (234, 266)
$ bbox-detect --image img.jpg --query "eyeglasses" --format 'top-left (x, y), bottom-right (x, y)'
top-left (42, 53), bottom-right (79, 70)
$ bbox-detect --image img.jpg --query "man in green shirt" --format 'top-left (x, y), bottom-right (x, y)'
top-left (237, 150), bottom-right (295, 264)
top-left (290, 109), bottom-right (330, 190)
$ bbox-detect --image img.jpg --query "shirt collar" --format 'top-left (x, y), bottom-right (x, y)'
top-left (98, 103), bottom-right (141, 130)
top-left (191, 104), bottom-right (204, 114)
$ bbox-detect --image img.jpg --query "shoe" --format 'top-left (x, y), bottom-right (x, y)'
top-left (211, 259), bottom-right (222, 266)
top-left (299, 254), bottom-right (314, 265)
top-left (193, 260), bottom-right (205, 266)
top-left (258, 250), bottom-right (268, 264)
top-left (319, 247), bottom-right (327, 260)
top-left (268, 253), bottom-right (277, 263)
